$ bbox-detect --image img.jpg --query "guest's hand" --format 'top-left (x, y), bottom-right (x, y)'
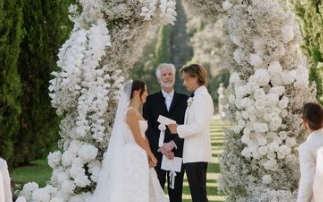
top-left (158, 142), bottom-right (175, 154)
top-left (168, 124), bottom-right (178, 134)
top-left (165, 152), bottom-right (175, 160)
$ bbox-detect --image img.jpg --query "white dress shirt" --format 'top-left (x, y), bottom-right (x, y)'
top-left (162, 90), bottom-right (174, 111)
top-left (297, 128), bottom-right (323, 202)
top-left (177, 86), bottom-right (214, 163)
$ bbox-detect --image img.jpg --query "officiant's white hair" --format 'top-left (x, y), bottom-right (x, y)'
top-left (155, 63), bottom-right (176, 78)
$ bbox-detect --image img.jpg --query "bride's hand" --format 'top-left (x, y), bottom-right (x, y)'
top-left (148, 154), bottom-right (157, 167)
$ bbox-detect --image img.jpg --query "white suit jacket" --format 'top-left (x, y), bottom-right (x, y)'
top-left (314, 147), bottom-right (323, 202)
top-left (177, 86), bottom-right (214, 164)
top-left (297, 128), bottom-right (323, 202)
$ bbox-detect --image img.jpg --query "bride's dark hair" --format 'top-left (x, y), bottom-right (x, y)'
top-left (130, 80), bottom-right (146, 100)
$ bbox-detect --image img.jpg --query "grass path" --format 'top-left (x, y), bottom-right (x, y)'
top-left (11, 117), bottom-right (226, 201)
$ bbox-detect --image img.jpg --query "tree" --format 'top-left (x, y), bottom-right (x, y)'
top-left (13, 0), bottom-right (73, 165)
top-left (0, 0), bottom-right (23, 164)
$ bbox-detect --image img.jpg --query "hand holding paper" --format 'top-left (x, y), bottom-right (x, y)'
top-left (157, 115), bottom-right (177, 147)
top-left (157, 115), bottom-right (176, 125)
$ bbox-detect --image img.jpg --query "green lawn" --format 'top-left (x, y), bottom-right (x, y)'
top-left (11, 117), bottom-right (226, 201)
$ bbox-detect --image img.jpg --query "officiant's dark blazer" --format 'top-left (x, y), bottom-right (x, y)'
top-left (143, 91), bottom-right (188, 158)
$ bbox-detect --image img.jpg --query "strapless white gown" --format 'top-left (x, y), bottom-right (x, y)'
top-left (91, 118), bottom-right (168, 202)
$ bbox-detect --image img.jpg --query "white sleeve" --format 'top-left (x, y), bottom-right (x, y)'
top-left (177, 94), bottom-right (213, 138)
top-left (297, 145), bottom-right (315, 202)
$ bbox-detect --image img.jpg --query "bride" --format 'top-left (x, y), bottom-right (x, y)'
top-left (90, 80), bottom-right (168, 202)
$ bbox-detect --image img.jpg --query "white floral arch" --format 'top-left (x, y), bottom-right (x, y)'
top-left (19, 0), bottom-right (315, 202)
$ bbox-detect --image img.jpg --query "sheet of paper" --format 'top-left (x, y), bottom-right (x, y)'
top-left (157, 115), bottom-right (176, 125)
top-left (161, 156), bottom-right (182, 172)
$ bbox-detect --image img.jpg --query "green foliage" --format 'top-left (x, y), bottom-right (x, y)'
top-left (12, 0), bottom-right (73, 166)
top-left (155, 25), bottom-right (172, 65)
top-left (0, 0), bottom-right (23, 163)
top-left (291, 0), bottom-right (323, 101)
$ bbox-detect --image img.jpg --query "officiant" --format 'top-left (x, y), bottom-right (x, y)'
top-left (143, 63), bottom-right (188, 202)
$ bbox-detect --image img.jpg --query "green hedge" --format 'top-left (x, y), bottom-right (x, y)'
top-left (0, 0), bottom-right (23, 163)
top-left (0, 0), bottom-right (73, 167)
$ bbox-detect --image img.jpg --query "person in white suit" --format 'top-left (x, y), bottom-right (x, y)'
top-left (314, 147), bottom-right (323, 202)
top-left (168, 64), bottom-right (214, 202)
top-left (297, 102), bottom-right (323, 202)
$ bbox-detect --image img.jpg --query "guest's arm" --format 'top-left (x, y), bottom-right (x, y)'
top-left (297, 145), bottom-right (315, 202)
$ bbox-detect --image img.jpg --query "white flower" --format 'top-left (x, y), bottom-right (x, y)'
top-left (48, 151), bottom-right (62, 168)
top-left (78, 144), bottom-right (98, 162)
top-left (187, 97), bottom-right (193, 107)
top-left (249, 53), bottom-right (263, 67)
top-left (262, 175), bottom-right (273, 184)
top-left (50, 197), bottom-right (64, 202)
top-left (257, 137), bottom-right (267, 146)
top-left (268, 61), bottom-right (282, 75)
top-left (241, 147), bottom-right (252, 158)
top-left (259, 146), bottom-right (268, 155)
top-left (278, 131), bottom-right (288, 140)
top-left (254, 69), bottom-right (270, 86)
top-left (234, 48), bottom-right (244, 64)
top-left (222, 0), bottom-right (233, 10)
top-left (61, 180), bottom-right (76, 194)
top-left (254, 88), bottom-right (266, 100)
top-left (62, 150), bottom-right (75, 167)
top-left (281, 25), bottom-right (294, 43)
top-left (15, 197), bottom-right (27, 202)
top-left (32, 188), bottom-right (51, 202)
top-left (278, 96), bottom-right (289, 109)
top-left (74, 174), bottom-right (91, 187)
top-left (286, 137), bottom-right (297, 147)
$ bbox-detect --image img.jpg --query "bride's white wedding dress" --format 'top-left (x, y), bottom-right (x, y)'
top-left (91, 107), bottom-right (168, 202)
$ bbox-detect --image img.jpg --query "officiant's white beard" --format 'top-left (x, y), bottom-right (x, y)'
top-left (160, 80), bottom-right (175, 89)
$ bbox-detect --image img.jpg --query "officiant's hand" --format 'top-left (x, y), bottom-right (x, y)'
top-left (168, 124), bottom-right (178, 134)
top-left (158, 142), bottom-right (175, 154)
top-left (165, 151), bottom-right (174, 160)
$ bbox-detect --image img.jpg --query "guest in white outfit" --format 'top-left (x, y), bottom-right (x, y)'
top-left (297, 102), bottom-right (323, 202)
top-left (0, 158), bottom-right (12, 202)
top-left (168, 64), bottom-right (214, 202)
top-left (314, 147), bottom-right (323, 202)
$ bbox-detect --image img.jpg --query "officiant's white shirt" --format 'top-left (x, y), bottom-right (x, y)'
top-left (297, 128), bottom-right (323, 202)
top-left (177, 86), bottom-right (213, 163)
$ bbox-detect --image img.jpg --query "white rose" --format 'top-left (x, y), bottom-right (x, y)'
top-left (78, 144), bottom-right (98, 162)
top-left (257, 137), bottom-right (267, 146)
top-left (279, 131), bottom-right (288, 140)
top-left (249, 53), bottom-right (263, 67)
top-left (242, 111), bottom-right (249, 119)
top-left (50, 197), bottom-right (65, 202)
top-left (278, 96), bottom-right (289, 109)
top-left (281, 25), bottom-right (294, 43)
top-left (259, 146), bottom-right (268, 155)
top-left (286, 137), bottom-right (297, 147)
top-left (222, 0), bottom-right (233, 10)
top-left (61, 180), bottom-right (76, 194)
top-left (234, 48), bottom-right (244, 65)
top-left (254, 88), bottom-right (266, 100)
top-left (255, 69), bottom-right (270, 86)
top-left (62, 150), bottom-right (75, 167)
top-left (262, 175), bottom-right (273, 184)
top-left (268, 61), bottom-right (282, 75)
top-left (228, 94), bottom-right (235, 104)
top-left (241, 147), bottom-right (252, 158)
top-left (48, 151), bottom-right (62, 169)
top-left (32, 188), bottom-right (51, 202)
top-left (74, 174), bottom-right (91, 187)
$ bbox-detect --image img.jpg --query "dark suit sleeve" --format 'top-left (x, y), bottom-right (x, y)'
top-left (143, 98), bottom-right (160, 154)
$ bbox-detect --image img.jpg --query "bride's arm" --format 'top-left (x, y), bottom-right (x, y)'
top-left (126, 109), bottom-right (157, 164)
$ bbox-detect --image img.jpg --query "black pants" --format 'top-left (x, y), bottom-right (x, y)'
top-left (155, 160), bottom-right (185, 202)
top-left (185, 162), bottom-right (208, 202)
